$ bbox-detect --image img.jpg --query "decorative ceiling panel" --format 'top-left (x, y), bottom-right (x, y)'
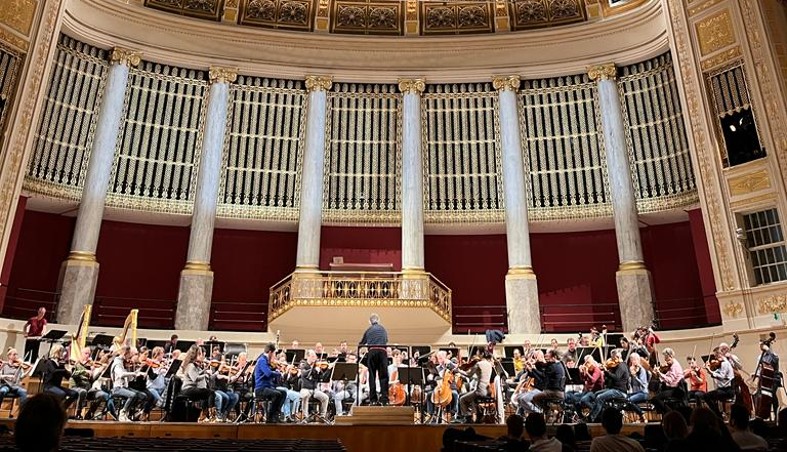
top-left (239, 0), bottom-right (315, 31)
top-left (509, 0), bottom-right (585, 31)
top-left (331, 1), bottom-right (404, 36)
top-left (144, 0), bottom-right (225, 21)
top-left (421, 2), bottom-right (494, 35)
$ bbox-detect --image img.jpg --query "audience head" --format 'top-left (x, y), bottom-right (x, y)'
top-left (15, 393), bottom-right (66, 452)
top-left (662, 411), bottom-right (688, 441)
top-left (554, 424), bottom-right (576, 447)
top-left (525, 413), bottom-right (547, 440)
top-left (505, 414), bottom-right (524, 440)
top-left (601, 407), bottom-right (623, 435)
top-left (729, 403), bottom-right (750, 431)
top-left (690, 407), bottom-right (721, 436)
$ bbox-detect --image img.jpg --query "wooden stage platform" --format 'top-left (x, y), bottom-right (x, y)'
top-left (0, 418), bottom-right (649, 452)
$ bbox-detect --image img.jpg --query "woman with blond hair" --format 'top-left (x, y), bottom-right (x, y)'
top-left (42, 344), bottom-right (79, 410)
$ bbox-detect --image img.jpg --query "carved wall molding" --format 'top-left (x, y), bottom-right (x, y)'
top-left (728, 170), bottom-right (772, 196)
top-left (0, 0), bottom-right (37, 35)
top-left (144, 0), bottom-right (224, 21)
top-left (700, 45), bottom-right (741, 72)
top-left (695, 9), bottom-right (736, 57)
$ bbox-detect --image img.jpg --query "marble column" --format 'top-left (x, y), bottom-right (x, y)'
top-left (493, 75), bottom-right (541, 334)
top-left (175, 67), bottom-right (237, 330)
top-left (398, 79), bottom-right (426, 275)
top-left (57, 48), bottom-right (140, 325)
top-left (589, 63), bottom-right (655, 332)
top-left (295, 76), bottom-right (332, 272)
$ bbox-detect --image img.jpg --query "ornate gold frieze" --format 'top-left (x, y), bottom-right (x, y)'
top-left (420, 2), bottom-right (493, 35)
top-left (0, 27), bottom-right (28, 51)
top-left (687, 0), bottom-right (724, 17)
top-left (492, 75), bottom-right (520, 92)
top-left (397, 78), bottom-right (425, 94)
top-left (110, 48), bottom-right (142, 67)
top-left (695, 9), bottom-right (736, 56)
top-left (587, 63), bottom-right (617, 81)
top-left (331, 1), bottom-right (403, 35)
top-left (305, 75), bottom-right (333, 92)
top-left (239, 0), bottom-right (315, 31)
top-left (729, 192), bottom-right (777, 210)
top-left (0, 0), bottom-right (36, 35)
top-left (145, 0), bottom-right (224, 21)
top-left (723, 300), bottom-right (743, 318)
top-left (700, 45), bottom-right (742, 72)
top-left (728, 170), bottom-right (771, 196)
top-left (508, 0), bottom-right (585, 31)
top-left (758, 294), bottom-right (787, 316)
top-left (209, 66), bottom-right (238, 84)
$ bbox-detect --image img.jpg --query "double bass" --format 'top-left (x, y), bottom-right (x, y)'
top-left (729, 334), bottom-right (754, 415)
top-left (754, 332), bottom-right (778, 419)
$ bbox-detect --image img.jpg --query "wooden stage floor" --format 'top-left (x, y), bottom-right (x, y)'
top-left (0, 419), bottom-right (649, 452)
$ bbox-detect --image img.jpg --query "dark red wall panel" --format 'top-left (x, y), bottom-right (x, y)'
top-left (320, 226), bottom-right (401, 271)
top-left (687, 208), bottom-right (722, 324)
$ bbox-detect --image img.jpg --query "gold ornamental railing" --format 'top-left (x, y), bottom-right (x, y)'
top-left (269, 271), bottom-right (452, 323)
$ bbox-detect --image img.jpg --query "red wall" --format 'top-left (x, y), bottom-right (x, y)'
top-left (320, 226), bottom-right (401, 270)
top-left (0, 196), bottom-right (28, 312)
top-left (688, 208), bottom-right (722, 324)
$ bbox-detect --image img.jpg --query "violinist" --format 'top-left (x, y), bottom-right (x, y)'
top-left (85, 351), bottom-right (117, 421)
top-left (626, 353), bottom-right (649, 423)
top-left (42, 344), bottom-right (79, 411)
top-left (0, 348), bottom-right (29, 407)
top-left (455, 351), bottom-right (494, 423)
top-left (567, 355), bottom-right (604, 420)
top-left (144, 347), bottom-right (167, 409)
top-left (333, 352), bottom-right (359, 417)
top-left (274, 351), bottom-right (301, 422)
top-left (684, 356), bottom-right (707, 404)
top-left (651, 348), bottom-right (684, 415)
top-left (512, 348), bottom-right (525, 374)
top-left (209, 356), bottom-right (240, 422)
top-left (232, 352), bottom-right (255, 422)
top-left (512, 350), bottom-right (546, 415)
top-left (532, 349), bottom-right (566, 412)
top-left (588, 349), bottom-right (629, 422)
top-left (69, 347), bottom-right (95, 419)
top-left (299, 349), bottom-right (329, 420)
top-left (701, 347), bottom-right (734, 419)
top-left (111, 345), bottom-right (148, 422)
top-left (254, 343), bottom-right (286, 423)
top-left (562, 338), bottom-right (579, 368)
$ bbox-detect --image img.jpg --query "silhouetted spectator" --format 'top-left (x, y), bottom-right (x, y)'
top-left (729, 404), bottom-right (767, 450)
top-left (15, 393), bottom-right (66, 452)
top-left (555, 424), bottom-right (576, 451)
top-left (526, 413), bottom-right (562, 452)
top-left (590, 408), bottom-right (644, 452)
top-left (683, 407), bottom-right (740, 452)
top-left (497, 414), bottom-right (529, 452)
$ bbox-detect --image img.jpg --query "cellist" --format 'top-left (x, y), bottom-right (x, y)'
top-left (425, 351), bottom-right (459, 421)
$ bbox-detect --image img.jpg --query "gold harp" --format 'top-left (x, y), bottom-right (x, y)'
top-left (69, 304), bottom-right (92, 362)
top-left (113, 309), bottom-right (138, 350)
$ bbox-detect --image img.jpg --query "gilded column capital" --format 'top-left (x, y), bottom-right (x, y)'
top-left (109, 47), bottom-right (142, 67)
top-left (209, 66), bottom-right (238, 84)
top-left (398, 78), bottom-right (426, 95)
top-left (492, 75), bottom-right (521, 92)
top-left (305, 75), bottom-right (333, 92)
top-left (587, 63), bottom-right (618, 81)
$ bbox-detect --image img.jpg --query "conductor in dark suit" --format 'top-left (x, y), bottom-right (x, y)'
top-left (360, 313), bottom-right (389, 405)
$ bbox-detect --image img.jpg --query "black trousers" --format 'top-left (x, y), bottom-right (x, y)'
top-left (651, 387), bottom-right (686, 414)
top-left (367, 349), bottom-right (389, 404)
top-left (23, 339), bottom-right (39, 361)
top-left (702, 386), bottom-right (734, 417)
top-left (255, 387), bottom-right (285, 422)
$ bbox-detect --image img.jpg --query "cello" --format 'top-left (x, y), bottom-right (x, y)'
top-left (729, 333), bottom-right (754, 415)
top-left (753, 332), bottom-right (777, 419)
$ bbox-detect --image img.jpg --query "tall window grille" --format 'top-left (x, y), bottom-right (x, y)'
top-left (742, 208), bottom-right (787, 285)
top-left (422, 83), bottom-right (502, 211)
top-left (0, 45), bottom-right (20, 155)
top-left (28, 35), bottom-right (108, 188)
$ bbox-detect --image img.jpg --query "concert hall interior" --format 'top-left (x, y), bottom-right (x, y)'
top-left (0, 0), bottom-right (787, 451)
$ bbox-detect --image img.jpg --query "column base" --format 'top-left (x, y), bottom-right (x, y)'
top-left (505, 272), bottom-right (540, 334)
top-left (57, 258), bottom-right (100, 325)
top-left (175, 269), bottom-right (214, 330)
top-left (616, 268), bottom-right (655, 332)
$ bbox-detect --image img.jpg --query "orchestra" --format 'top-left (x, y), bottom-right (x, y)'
top-left (0, 321), bottom-right (782, 427)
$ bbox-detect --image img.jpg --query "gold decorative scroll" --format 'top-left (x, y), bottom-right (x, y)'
top-left (305, 75), bottom-right (333, 92)
top-left (0, 0), bottom-right (37, 35)
top-left (728, 170), bottom-right (771, 196)
top-left (209, 66), bottom-right (238, 84)
top-left (397, 78), bottom-right (425, 94)
top-left (759, 294), bottom-right (787, 315)
top-left (110, 47), bottom-right (142, 67)
top-left (587, 63), bottom-right (617, 81)
top-left (701, 45), bottom-right (742, 72)
top-left (722, 300), bottom-right (743, 318)
top-left (0, 27), bottom-right (28, 51)
top-left (492, 75), bottom-right (520, 91)
top-left (695, 10), bottom-right (736, 56)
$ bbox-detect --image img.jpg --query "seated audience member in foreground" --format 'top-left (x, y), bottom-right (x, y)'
top-left (525, 413), bottom-right (563, 452)
top-left (729, 404), bottom-right (768, 451)
top-left (590, 408), bottom-right (645, 452)
top-left (662, 410), bottom-right (689, 452)
top-left (683, 407), bottom-right (741, 452)
top-left (554, 424), bottom-right (576, 452)
top-left (14, 393), bottom-right (67, 452)
top-left (497, 414), bottom-right (529, 451)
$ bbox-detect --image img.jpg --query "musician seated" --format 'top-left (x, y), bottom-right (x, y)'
top-left (562, 339), bottom-right (579, 368)
top-left (512, 350), bottom-right (546, 415)
top-left (299, 350), bottom-right (329, 420)
top-left (143, 347), bottom-right (167, 408)
top-left (111, 346), bottom-right (148, 422)
top-left (85, 352), bottom-right (117, 421)
top-left (532, 350), bottom-right (566, 411)
top-left (231, 352), bottom-right (255, 421)
top-left (588, 349), bottom-right (630, 422)
top-left (650, 348), bottom-right (686, 414)
top-left (253, 343), bottom-right (286, 423)
top-left (454, 352), bottom-right (494, 423)
top-left (209, 358), bottom-right (240, 422)
top-left (425, 351), bottom-right (460, 419)
top-left (68, 347), bottom-right (95, 419)
top-left (0, 348), bottom-right (29, 407)
top-left (274, 351), bottom-right (301, 422)
top-left (565, 355), bottom-right (604, 419)
top-left (625, 353), bottom-right (649, 423)
top-left (42, 344), bottom-right (79, 411)
top-left (333, 353), bottom-right (360, 416)
top-left (684, 356), bottom-right (707, 404)
top-left (700, 348), bottom-right (735, 419)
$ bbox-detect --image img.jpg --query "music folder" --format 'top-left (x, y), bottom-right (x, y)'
top-left (40, 330), bottom-right (67, 342)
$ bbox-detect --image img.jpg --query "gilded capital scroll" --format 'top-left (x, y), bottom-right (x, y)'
top-left (209, 66), bottom-right (238, 84)
top-left (398, 78), bottom-right (426, 95)
top-left (305, 75), bottom-right (333, 92)
top-left (587, 63), bottom-right (617, 81)
top-left (492, 75), bottom-right (520, 92)
top-left (110, 47), bottom-right (142, 67)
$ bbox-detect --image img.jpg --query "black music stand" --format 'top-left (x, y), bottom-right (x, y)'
top-left (286, 349), bottom-right (305, 364)
top-left (40, 330), bottom-right (67, 357)
top-left (397, 366), bottom-right (425, 423)
top-left (566, 367), bottom-right (582, 386)
top-left (160, 359), bottom-right (182, 423)
top-left (501, 360), bottom-right (515, 379)
top-left (504, 346), bottom-right (523, 358)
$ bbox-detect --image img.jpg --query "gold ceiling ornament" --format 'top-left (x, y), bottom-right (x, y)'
top-left (305, 75), bottom-right (333, 92)
top-left (492, 75), bottom-right (520, 92)
top-left (397, 78), bottom-right (425, 95)
top-left (722, 300), bottom-right (743, 318)
top-left (110, 47), bottom-right (142, 67)
top-left (695, 9), bottom-right (736, 56)
top-left (209, 66), bottom-right (238, 84)
top-left (728, 170), bottom-right (771, 196)
top-left (758, 294), bottom-right (787, 315)
top-left (587, 63), bottom-right (617, 81)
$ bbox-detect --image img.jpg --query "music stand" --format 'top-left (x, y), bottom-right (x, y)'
top-left (40, 330), bottom-right (67, 357)
top-left (501, 360), bottom-right (515, 378)
top-left (566, 367), bottom-right (582, 386)
top-left (397, 366), bottom-right (424, 409)
top-left (504, 346), bottom-right (523, 358)
top-left (30, 358), bottom-right (46, 378)
top-left (286, 349), bottom-right (305, 364)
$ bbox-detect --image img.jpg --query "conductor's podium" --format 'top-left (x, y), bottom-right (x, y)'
top-left (334, 406), bottom-right (416, 425)
top-left (268, 270), bottom-right (452, 344)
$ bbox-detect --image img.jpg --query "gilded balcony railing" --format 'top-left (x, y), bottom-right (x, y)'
top-left (268, 271), bottom-right (452, 322)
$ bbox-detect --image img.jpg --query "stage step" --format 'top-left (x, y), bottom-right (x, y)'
top-left (334, 406), bottom-right (415, 425)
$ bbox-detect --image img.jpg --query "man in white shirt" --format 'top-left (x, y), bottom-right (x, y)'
top-left (590, 408), bottom-right (645, 452)
top-left (730, 404), bottom-right (768, 450)
top-left (701, 348), bottom-right (735, 419)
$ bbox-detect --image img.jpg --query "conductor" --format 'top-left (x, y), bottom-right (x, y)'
top-left (360, 313), bottom-right (389, 406)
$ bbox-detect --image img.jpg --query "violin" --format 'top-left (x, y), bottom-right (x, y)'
top-left (605, 357), bottom-right (621, 370)
top-left (706, 359), bottom-right (721, 371)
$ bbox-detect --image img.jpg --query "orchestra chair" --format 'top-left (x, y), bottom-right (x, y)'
top-left (473, 383), bottom-right (499, 424)
top-left (168, 378), bottom-right (204, 422)
top-left (541, 397), bottom-right (567, 424)
top-left (0, 394), bottom-right (22, 419)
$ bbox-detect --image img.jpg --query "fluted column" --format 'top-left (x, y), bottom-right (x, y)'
top-left (56, 48), bottom-right (140, 325)
top-left (494, 75), bottom-right (541, 334)
top-left (175, 67), bottom-right (237, 330)
top-left (398, 79), bottom-right (426, 274)
top-left (589, 63), bottom-right (655, 332)
top-left (295, 76), bottom-right (332, 271)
